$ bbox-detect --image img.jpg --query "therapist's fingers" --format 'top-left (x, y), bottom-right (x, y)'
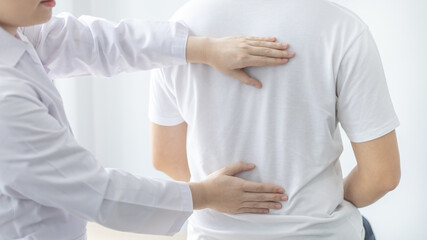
top-left (243, 192), bottom-right (288, 202)
top-left (200, 163), bottom-right (288, 214)
top-left (248, 40), bottom-right (290, 50)
top-left (201, 35), bottom-right (296, 88)
top-left (240, 201), bottom-right (283, 210)
top-left (217, 161), bottom-right (255, 175)
top-left (248, 47), bottom-right (296, 59)
top-left (245, 56), bottom-right (290, 67)
top-left (225, 70), bottom-right (263, 89)
top-left (243, 181), bottom-right (286, 194)
top-left (237, 208), bottom-right (270, 214)
top-left (244, 36), bottom-right (277, 42)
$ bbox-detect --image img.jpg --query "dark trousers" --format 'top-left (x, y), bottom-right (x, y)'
top-left (362, 217), bottom-right (376, 240)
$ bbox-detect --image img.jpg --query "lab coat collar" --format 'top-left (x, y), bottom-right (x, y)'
top-left (0, 27), bottom-right (28, 67)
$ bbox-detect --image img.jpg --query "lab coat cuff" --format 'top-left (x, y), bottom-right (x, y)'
top-left (171, 21), bottom-right (189, 64)
top-left (167, 181), bottom-right (193, 235)
top-left (179, 181), bottom-right (193, 212)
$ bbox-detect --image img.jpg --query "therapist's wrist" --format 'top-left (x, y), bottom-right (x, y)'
top-left (188, 182), bottom-right (208, 210)
top-left (186, 36), bottom-right (211, 64)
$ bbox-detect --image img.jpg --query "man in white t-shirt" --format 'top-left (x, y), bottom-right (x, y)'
top-left (149, 0), bottom-right (401, 239)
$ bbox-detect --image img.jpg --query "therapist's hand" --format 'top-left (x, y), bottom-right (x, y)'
top-left (188, 162), bottom-right (288, 214)
top-left (186, 36), bottom-right (295, 89)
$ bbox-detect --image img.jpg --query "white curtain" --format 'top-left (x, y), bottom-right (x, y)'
top-left (52, 1), bottom-right (427, 238)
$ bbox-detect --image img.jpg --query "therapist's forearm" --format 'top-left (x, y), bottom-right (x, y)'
top-left (344, 166), bottom-right (395, 208)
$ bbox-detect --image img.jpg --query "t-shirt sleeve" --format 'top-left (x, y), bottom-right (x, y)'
top-left (337, 28), bottom-right (399, 143)
top-left (149, 69), bottom-right (185, 126)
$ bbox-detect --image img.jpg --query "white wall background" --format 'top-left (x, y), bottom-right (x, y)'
top-left (53, 1), bottom-right (427, 239)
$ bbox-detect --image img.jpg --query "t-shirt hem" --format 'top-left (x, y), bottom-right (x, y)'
top-left (149, 113), bottom-right (185, 126)
top-left (348, 116), bottom-right (400, 143)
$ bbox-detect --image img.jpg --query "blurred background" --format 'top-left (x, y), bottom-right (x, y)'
top-left (53, 1), bottom-right (427, 239)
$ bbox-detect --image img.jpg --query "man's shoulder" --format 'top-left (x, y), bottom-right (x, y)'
top-left (320, 0), bottom-right (368, 27)
top-left (171, 0), bottom-right (368, 33)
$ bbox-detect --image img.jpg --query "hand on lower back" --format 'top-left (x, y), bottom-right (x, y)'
top-left (189, 162), bottom-right (288, 214)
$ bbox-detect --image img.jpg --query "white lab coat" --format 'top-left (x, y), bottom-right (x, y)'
top-left (0, 13), bottom-right (193, 240)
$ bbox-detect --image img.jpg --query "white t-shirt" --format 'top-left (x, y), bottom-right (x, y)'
top-left (149, 0), bottom-right (399, 239)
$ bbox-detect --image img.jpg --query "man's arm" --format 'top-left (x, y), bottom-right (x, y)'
top-left (344, 130), bottom-right (400, 208)
top-left (151, 122), bottom-right (190, 182)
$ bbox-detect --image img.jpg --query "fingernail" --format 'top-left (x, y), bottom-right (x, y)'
top-left (282, 43), bottom-right (289, 48)
top-left (282, 59), bottom-right (289, 63)
top-left (264, 209), bottom-right (269, 213)
top-left (277, 188), bottom-right (285, 193)
top-left (275, 204), bottom-right (282, 209)
top-left (281, 196), bottom-right (288, 201)
top-left (289, 52), bottom-right (295, 57)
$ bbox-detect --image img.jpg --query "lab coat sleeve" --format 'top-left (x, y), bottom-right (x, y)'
top-left (0, 80), bottom-right (193, 235)
top-left (21, 13), bottom-right (189, 79)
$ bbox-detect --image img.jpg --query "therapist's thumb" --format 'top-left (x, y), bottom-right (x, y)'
top-left (228, 69), bottom-right (262, 89)
top-left (219, 162), bottom-right (256, 176)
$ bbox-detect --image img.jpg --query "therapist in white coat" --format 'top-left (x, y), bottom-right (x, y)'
top-left (0, 1), bottom-right (295, 240)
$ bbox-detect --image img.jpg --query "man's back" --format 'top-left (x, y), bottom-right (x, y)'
top-left (149, 0), bottom-right (398, 239)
